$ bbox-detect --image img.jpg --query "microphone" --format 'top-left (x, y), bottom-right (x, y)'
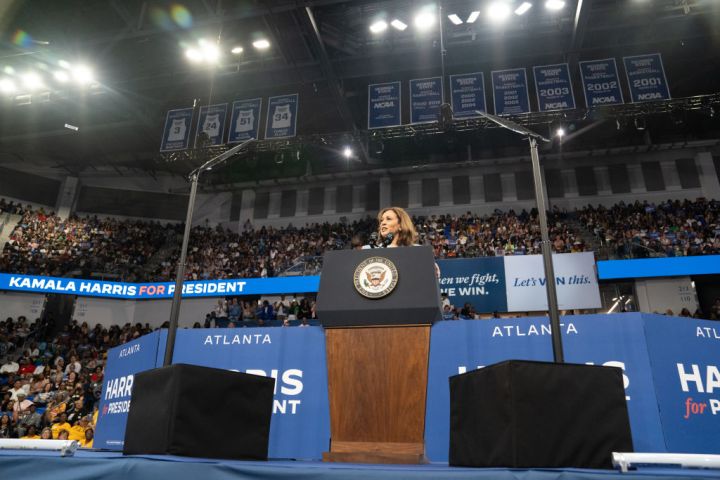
top-left (369, 232), bottom-right (378, 248)
top-left (382, 232), bottom-right (394, 248)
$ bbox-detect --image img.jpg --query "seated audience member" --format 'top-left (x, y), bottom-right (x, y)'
top-left (51, 412), bottom-right (72, 439)
top-left (39, 427), bottom-right (53, 440)
top-left (81, 426), bottom-right (94, 448)
top-left (57, 429), bottom-right (70, 440)
top-left (0, 413), bottom-right (14, 438)
top-left (21, 425), bottom-right (39, 439)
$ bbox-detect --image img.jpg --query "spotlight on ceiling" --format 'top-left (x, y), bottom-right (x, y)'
top-left (252, 39), bottom-right (270, 50)
top-left (231, 46), bottom-right (243, 54)
top-left (0, 78), bottom-right (16, 93)
top-left (21, 72), bottom-right (43, 90)
top-left (487, 2), bottom-right (511, 22)
top-left (447, 14), bottom-right (463, 25)
top-left (369, 20), bottom-right (388, 33)
top-left (53, 70), bottom-right (70, 83)
top-left (515, 2), bottom-right (533, 15)
top-left (466, 11), bottom-right (480, 23)
top-left (185, 48), bottom-right (203, 62)
top-left (57, 60), bottom-right (71, 69)
top-left (555, 127), bottom-right (565, 138)
top-left (414, 10), bottom-right (435, 31)
top-left (390, 19), bottom-right (408, 31)
top-left (545, 0), bottom-right (566, 11)
top-left (72, 65), bottom-right (94, 84)
top-left (343, 146), bottom-right (353, 158)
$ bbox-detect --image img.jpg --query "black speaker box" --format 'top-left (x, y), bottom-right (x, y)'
top-left (449, 360), bottom-right (633, 469)
top-left (123, 363), bottom-right (274, 460)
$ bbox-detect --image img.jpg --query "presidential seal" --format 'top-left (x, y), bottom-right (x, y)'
top-left (353, 256), bottom-right (398, 299)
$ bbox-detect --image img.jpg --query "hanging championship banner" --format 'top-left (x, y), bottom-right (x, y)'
top-left (228, 98), bottom-right (262, 143)
top-left (623, 53), bottom-right (671, 103)
top-left (194, 103), bottom-right (228, 147)
top-left (266, 93), bottom-right (299, 139)
top-left (491, 68), bottom-right (531, 115)
top-left (409, 77), bottom-right (443, 124)
top-left (533, 63), bottom-right (576, 112)
top-left (449, 72), bottom-right (486, 118)
top-left (579, 58), bottom-right (624, 107)
top-left (368, 81), bottom-right (402, 129)
top-left (160, 107), bottom-right (193, 152)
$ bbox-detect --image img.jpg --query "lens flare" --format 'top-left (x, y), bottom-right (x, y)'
top-left (11, 29), bottom-right (33, 48)
top-left (149, 7), bottom-right (174, 30)
top-left (170, 4), bottom-right (193, 28)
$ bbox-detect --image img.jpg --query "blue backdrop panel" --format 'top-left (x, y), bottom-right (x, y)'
top-left (170, 328), bottom-right (330, 460)
top-left (642, 315), bottom-right (720, 454)
top-left (623, 54), bottom-right (671, 103)
top-left (436, 257), bottom-right (507, 313)
top-left (94, 331), bottom-right (162, 449)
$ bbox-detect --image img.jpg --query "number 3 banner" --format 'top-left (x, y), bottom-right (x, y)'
top-left (533, 63), bottom-right (576, 112)
top-left (266, 93), bottom-right (299, 139)
top-left (623, 53), bottom-right (671, 103)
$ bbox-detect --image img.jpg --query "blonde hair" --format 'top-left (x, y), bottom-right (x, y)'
top-left (377, 207), bottom-right (418, 247)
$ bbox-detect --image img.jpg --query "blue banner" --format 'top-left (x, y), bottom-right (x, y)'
top-left (437, 257), bottom-right (507, 313)
top-left (491, 68), bottom-right (531, 115)
top-left (623, 53), bottom-right (671, 103)
top-left (597, 255), bottom-right (720, 280)
top-left (169, 328), bottom-right (330, 459)
top-left (449, 72), bottom-right (486, 118)
top-left (409, 77), bottom-right (443, 124)
top-left (533, 63), bottom-right (576, 112)
top-left (94, 331), bottom-right (162, 449)
top-left (579, 58), bottom-right (624, 107)
top-left (195, 103), bottom-right (227, 147)
top-left (160, 107), bottom-right (193, 152)
top-left (0, 273), bottom-right (320, 299)
top-left (266, 93), bottom-right (299, 139)
top-left (228, 98), bottom-right (262, 143)
top-left (368, 82), bottom-right (402, 129)
top-left (425, 314), bottom-right (667, 462)
top-left (642, 315), bottom-right (720, 453)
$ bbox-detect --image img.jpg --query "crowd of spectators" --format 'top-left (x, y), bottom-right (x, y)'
top-left (0, 314), bottom-right (152, 444)
top-left (578, 198), bottom-right (720, 258)
top-left (198, 297), bottom-right (318, 328)
top-left (0, 199), bottom-right (29, 216)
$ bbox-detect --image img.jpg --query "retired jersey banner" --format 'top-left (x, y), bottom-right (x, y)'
top-left (160, 107), bottom-right (193, 152)
top-left (168, 328), bottom-right (330, 460)
top-left (579, 58), bottom-right (624, 107)
top-left (195, 103), bottom-right (227, 147)
top-left (409, 77), bottom-right (443, 124)
top-left (266, 93), bottom-right (299, 139)
top-left (437, 253), bottom-right (601, 313)
top-left (450, 72), bottom-right (486, 118)
top-left (642, 315), bottom-right (720, 453)
top-left (94, 330), bottom-right (162, 449)
top-left (491, 68), bottom-right (531, 115)
top-left (228, 98), bottom-right (262, 143)
top-left (533, 63), bottom-right (576, 112)
top-left (368, 81), bottom-right (401, 129)
top-left (623, 53), bottom-right (671, 103)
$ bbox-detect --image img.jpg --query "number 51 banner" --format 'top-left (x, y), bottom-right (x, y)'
top-left (266, 93), bottom-right (299, 139)
top-left (228, 98), bottom-right (262, 143)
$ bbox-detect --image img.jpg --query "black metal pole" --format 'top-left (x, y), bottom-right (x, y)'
top-left (529, 137), bottom-right (564, 362)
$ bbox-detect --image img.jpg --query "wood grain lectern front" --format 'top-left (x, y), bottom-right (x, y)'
top-left (316, 246), bottom-right (442, 464)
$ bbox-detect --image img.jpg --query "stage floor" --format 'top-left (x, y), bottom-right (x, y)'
top-left (1, 450), bottom-right (719, 480)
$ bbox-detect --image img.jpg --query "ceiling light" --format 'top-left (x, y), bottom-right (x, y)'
top-left (369, 20), bottom-right (388, 33)
top-left (72, 66), bottom-right (94, 84)
top-left (252, 39), bottom-right (270, 50)
top-left (53, 70), bottom-right (70, 83)
top-left (231, 46), bottom-right (243, 54)
top-left (545, 0), bottom-right (566, 11)
top-left (21, 72), bottom-right (43, 90)
top-left (58, 60), bottom-right (71, 69)
top-left (0, 78), bottom-right (16, 93)
top-left (555, 127), bottom-right (565, 138)
top-left (185, 48), bottom-right (202, 62)
top-left (487, 2), bottom-right (511, 22)
top-left (343, 147), bottom-right (353, 158)
top-left (414, 11), bottom-right (435, 31)
top-left (447, 14), bottom-right (463, 25)
top-left (466, 11), bottom-right (480, 23)
top-left (390, 19), bottom-right (408, 31)
top-left (515, 2), bottom-right (533, 15)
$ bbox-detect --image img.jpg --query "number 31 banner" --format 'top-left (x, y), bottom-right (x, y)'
top-left (623, 53), bottom-right (671, 103)
top-left (266, 93), bottom-right (299, 139)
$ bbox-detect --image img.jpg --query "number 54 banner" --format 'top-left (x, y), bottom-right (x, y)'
top-left (266, 93), bottom-right (299, 139)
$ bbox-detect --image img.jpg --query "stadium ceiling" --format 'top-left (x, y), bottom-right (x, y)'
top-left (0, 0), bottom-right (718, 182)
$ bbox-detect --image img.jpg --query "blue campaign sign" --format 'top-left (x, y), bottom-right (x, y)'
top-left (533, 63), bottom-right (576, 112)
top-left (579, 58), bottom-right (624, 107)
top-left (597, 255), bottom-right (720, 280)
top-left (0, 273), bottom-right (320, 299)
top-left (642, 315), bottom-right (720, 453)
top-left (623, 53), bottom-right (671, 103)
top-left (266, 93), bottom-right (299, 139)
top-left (228, 98), bottom-right (262, 143)
top-left (94, 331), bottom-right (162, 449)
top-left (491, 68), bottom-right (531, 115)
top-left (409, 77), bottom-right (443, 124)
top-left (424, 314), bottom-right (667, 462)
top-left (195, 103), bottom-right (228, 147)
top-left (160, 107), bottom-right (193, 152)
top-left (436, 257), bottom-right (507, 313)
top-left (170, 328), bottom-right (330, 460)
top-left (449, 72), bottom-right (486, 118)
top-left (368, 81), bottom-right (401, 129)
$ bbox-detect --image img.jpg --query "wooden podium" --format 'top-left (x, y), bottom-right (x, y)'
top-left (316, 247), bottom-right (441, 464)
